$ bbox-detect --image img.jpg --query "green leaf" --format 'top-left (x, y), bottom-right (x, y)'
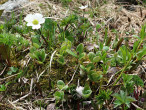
top-left (54, 91), bottom-right (64, 101)
top-left (113, 90), bottom-right (136, 108)
top-left (88, 71), bottom-right (102, 82)
top-left (86, 63), bottom-right (95, 71)
top-left (140, 25), bottom-right (146, 40)
top-left (57, 80), bottom-right (68, 90)
top-left (57, 55), bottom-right (66, 65)
top-left (114, 100), bottom-right (122, 108)
top-left (88, 52), bottom-right (96, 62)
top-left (29, 53), bottom-right (35, 59)
top-left (29, 49), bottom-right (47, 64)
top-left (137, 47), bottom-right (146, 60)
top-left (0, 85), bottom-right (6, 92)
top-left (65, 30), bottom-right (74, 42)
top-left (66, 49), bottom-right (77, 57)
top-left (80, 65), bottom-right (85, 71)
top-left (7, 67), bottom-right (18, 75)
top-left (60, 39), bottom-right (72, 55)
top-left (104, 28), bottom-right (108, 43)
top-left (132, 35), bottom-right (141, 40)
top-left (126, 96), bottom-right (136, 102)
top-left (76, 43), bottom-right (84, 55)
top-left (33, 43), bottom-right (40, 49)
top-left (32, 35), bottom-right (41, 47)
top-left (40, 49), bottom-right (47, 62)
top-left (133, 75), bottom-right (144, 87)
top-left (122, 74), bottom-right (134, 94)
top-left (82, 85), bottom-right (92, 98)
top-left (79, 52), bottom-right (86, 60)
top-left (93, 56), bottom-right (100, 63)
top-left (103, 46), bottom-right (109, 51)
top-left (10, 67), bottom-right (18, 72)
top-left (113, 93), bottom-right (124, 103)
top-left (132, 41), bottom-right (139, 53)
top-left (96, 89), bottom-right (112, 104)
top-left (96, 24), bottom-right (101, 30)
top-left (122, 74), bottom-right (133, 84)
top-left (61, 14), bottom-right (78, 26)
top-left (43, 19), bottom-right (56, 42)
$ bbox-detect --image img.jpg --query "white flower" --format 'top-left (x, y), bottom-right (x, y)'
top-left (24, 13), bottom-right (45, 29)
top-left (76, 86), bottom-right (84, 97)
top-left (79, 5), bottom-right (88, 10)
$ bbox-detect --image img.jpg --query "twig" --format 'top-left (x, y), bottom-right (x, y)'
top-left (8, 100), bottom-right (25, 110)
top-left (0, 73), bottom-right (19, 81)
top-left (0, 66), bottom-right (7, 76)
top-left (59, 65), bottom-right (79, 91)
top-left (140, 65), bottom-right (146, 74)
top-left (12, 78), bottom-right (34, 103)
top-left (131, 102), bottom-right (144, 110)
top-left (67, 64), bottom-right (79, 86)
top-left (13, 93), bottom-right (31, 104)
top-left (36, 69), bottom-right (46, 82)
top-left (44, 17), bottom-right (61, 20)
top-left (50, 50), bottom-right (57, 72)
top-left (29, 78), bottom-right (33, 92)
top-left (25, 57), bottom-right (31, 67)
top-left (107, 74), bottom-right (114, 86)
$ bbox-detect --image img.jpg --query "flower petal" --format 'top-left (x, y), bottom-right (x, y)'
top-left (33, 13), bottom-right (45, 24)
top-left (39, 18), bottom-right (45, 24)
top-left (76, 86), bottom-right (84, 96)
top-left (24, 14), bottom-right (33, 22)
top-left (34, 13), bottom-right (43, 19)
top-left (27, 22), bottom-right (33, 26)
top-left (32, 24), bottom-right (41, 29)
top-left (79, 5), bottom-right (88, 9)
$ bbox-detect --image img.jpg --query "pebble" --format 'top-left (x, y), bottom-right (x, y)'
top-left (0, 0), bottom-right (29, 23)
top-left (0, 0), bottom-right (29, 11)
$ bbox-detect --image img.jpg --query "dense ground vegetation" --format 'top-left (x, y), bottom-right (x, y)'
top-left (0, 0), bottom-right (145, 110)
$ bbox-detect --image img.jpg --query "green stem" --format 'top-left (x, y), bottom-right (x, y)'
top-left (113, 55), bottom-right (132, 86)
top-left (99, 77), bottom-right (103, 92)
top-left (136, 40), bottom-right (143, 52)
top-left (38, 29), bottom-right (48, 47)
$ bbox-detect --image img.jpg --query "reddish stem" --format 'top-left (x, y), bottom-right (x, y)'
top-left (77, 100), bottom-right (80, 110)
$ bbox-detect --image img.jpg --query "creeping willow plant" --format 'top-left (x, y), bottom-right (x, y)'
top-left (76, 85), bottom-right (92, 99)
top-left (113, 90), bottom-right (136, 109)
top-left (0, 9), bottom-right (144, 110)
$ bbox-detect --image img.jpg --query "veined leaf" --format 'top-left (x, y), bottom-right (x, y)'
top-left (76, 43), bottom-right (84, 54)
top-left (57, 80), bottom-right (68, 90)
top-left (66, 49), bottom-right (77, 57)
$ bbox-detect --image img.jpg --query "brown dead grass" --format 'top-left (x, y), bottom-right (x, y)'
top-left (19, 0), bottom-right (145, 39)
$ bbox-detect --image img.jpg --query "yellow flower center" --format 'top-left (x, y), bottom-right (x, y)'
top-left (32, 19), bottom-right (39, 25)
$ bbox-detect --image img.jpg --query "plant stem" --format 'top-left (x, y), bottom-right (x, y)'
top-left (122, 104), bottom-right (125, 110)
top-left (136, 40), bottom-right (143, 52)
top-left (114, 38), bottom-right (143, 86)
top-left (113, 55), bottom-right (132, 86)
top-left (38, 29), bottom-right (48, 47)
top-left (77, 100), bottom-right (80, 110)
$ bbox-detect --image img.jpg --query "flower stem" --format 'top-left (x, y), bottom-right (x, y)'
top-left (38, 29), bottom-right (48, 47)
